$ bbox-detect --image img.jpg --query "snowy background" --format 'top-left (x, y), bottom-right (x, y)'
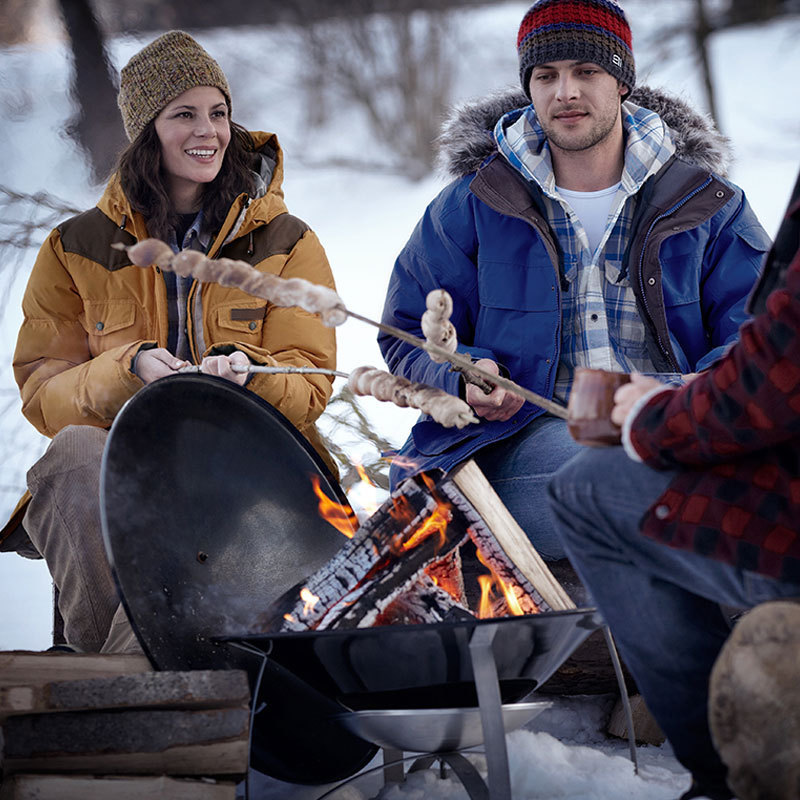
top-left (0, 2), bottom-right (798, 797)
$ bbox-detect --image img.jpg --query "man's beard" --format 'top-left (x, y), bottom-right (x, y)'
top-left (540, 106), bottom-right (620, 153)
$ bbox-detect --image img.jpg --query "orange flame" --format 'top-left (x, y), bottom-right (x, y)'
top-left (476, 548), bottom-right (525, 618)
top-left (478, 574), bottom-right (494, 619)
top-left (388, 472), bottom-right (452, 554)
top-left (397, 504), bottom-right (452, 552)
top-left (311, 475), bottom-right (357, 538)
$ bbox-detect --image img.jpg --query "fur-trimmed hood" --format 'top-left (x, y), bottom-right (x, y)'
top-left (436, 85), bottom-right (731, 180)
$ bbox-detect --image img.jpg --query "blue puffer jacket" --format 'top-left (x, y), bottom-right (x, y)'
top-left (380, 87), bottom-right (771, 484)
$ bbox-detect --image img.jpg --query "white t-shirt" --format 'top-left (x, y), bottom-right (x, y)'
top-left (555, 183), bottom-right (621, 254)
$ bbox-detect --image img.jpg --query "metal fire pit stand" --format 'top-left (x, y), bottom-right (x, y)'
top-left (303, 624), bottom-right (514, 800)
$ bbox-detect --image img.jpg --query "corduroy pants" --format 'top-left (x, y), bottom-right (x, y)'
top-left (23, 425), bottom-right (142, 654)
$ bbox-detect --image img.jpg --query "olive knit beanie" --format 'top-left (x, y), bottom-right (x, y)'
top-left (118, 30), bottom-right (232, 142)
top-left (517, 0), bottom-right (635, 100)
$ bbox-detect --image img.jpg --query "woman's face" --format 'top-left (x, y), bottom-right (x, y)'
top-left (154, 86), bottom-right (231, 212)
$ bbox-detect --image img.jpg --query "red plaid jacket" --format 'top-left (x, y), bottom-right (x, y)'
top-left (630, 200), bottom-right (800, 583)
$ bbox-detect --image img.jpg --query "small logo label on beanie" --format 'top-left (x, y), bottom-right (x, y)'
top-left (612, 54), bottom-right (623, 67)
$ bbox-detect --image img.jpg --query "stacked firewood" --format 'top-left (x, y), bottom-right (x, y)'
top-left (0, 652), bottom-right (250, 800)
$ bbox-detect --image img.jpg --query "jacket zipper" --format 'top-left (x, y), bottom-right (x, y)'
top-left (636, 176), bottom-right (713, 371)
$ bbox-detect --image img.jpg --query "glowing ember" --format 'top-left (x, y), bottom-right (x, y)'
top-left (311, 475), bottom-right (357, 538)
top-left (300, 587), bottom-right (320, 616)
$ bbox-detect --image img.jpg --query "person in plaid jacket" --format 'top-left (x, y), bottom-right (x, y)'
top-left (548, 170), bottom-right (800, 800)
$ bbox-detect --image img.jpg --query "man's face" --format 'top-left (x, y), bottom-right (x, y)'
top-left (529, 60), bottom-right (625, 154)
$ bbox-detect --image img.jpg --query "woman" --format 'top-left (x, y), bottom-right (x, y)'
top-left (0, 31), bottom-right (338, 654)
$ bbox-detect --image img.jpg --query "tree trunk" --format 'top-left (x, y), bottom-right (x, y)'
top-left (694, 0), bottom-right (720, 132)
top-left (57, 0), bottom-right (126, 183)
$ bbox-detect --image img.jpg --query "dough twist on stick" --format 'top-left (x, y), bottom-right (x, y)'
top-left (349, 366), bottom-right (478, 429)
top-left (422, 289), bottom-right (493, 394)
top-left (117, 238), bottom-right (347, 327)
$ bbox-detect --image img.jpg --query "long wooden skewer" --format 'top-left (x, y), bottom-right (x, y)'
top-left (344, 308), bottom-right (569, 420)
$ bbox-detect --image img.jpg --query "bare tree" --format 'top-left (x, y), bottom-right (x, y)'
top-left (636, 0), bottom-right (798, 132)
top-left (293, 5), bottom-right (457, 179)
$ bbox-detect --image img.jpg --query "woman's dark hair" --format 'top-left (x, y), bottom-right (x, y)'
top-left (115, 120), bottom-right (256, 241)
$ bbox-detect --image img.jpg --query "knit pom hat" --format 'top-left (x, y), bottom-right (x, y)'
top-left (118, 31), bottom-right (232, 142)
top-left (517, 0), bottom-right (635, 100)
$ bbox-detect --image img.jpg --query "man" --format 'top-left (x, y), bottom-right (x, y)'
top-left (547, 171), bottom-right (800, 800)
top-left (379, 0), bottom-right (770, 560)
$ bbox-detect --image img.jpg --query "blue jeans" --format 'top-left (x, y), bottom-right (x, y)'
top-left (474, 415), bottom-right (583, 560)
top-left (547, 447), bottom-right (800, 785)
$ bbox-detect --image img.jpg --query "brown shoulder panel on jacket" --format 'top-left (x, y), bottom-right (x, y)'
top-left (221, 213), bottom-right (310, 264)
top-left (58, 208), bottom-right (136, 272)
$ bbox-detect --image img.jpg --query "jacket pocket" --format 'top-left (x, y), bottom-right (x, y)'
top-left (214, 302), bottom-right (267, 339)
top-left (477, 262), bottom-right (558, 312)
top-left (79, 300), bottom-right (139, 354)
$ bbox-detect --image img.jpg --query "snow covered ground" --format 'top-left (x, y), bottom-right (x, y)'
top-left (0, 2), bottom-right (798, 797)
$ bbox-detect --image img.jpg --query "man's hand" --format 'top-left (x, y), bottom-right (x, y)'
top-left (611, 373), bottom-right (666, 427)
top-left (465, 358), bottom-right (525, 422)
top-left (200, 351), bottom-right (250, 386)
top-left (135, 348), bottom-right (189, 384)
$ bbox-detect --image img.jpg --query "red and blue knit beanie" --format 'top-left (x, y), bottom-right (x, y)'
top-left (517, 0), bottom-right (635, 99)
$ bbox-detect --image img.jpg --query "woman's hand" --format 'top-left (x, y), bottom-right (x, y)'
top-left (465, 358), bottom-right (525, 422)
top-left (611, 373), bottom-right (666, 427)
top-left (135, 348), bottom-right (189, 384)
top-left (200, 351), bottom-right (250, 386)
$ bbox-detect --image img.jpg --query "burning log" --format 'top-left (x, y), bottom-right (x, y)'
top-left (261, 461), bottom-right (559, 635)
top-left (262, 472), bottom-right (473, 632)
top-left (424, 549), bottom-right (467, 608)
top-left (471, 545), bottom-right (540, 618)
top-left (449, 460), bottom-right (575, 612)
top-left (373, 574), bottom-right (472, 626)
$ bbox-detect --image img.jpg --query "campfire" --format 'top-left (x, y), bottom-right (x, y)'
top-left (259, 458), bottom-right (573, 637)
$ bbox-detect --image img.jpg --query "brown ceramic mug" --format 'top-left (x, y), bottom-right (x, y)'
top-left (567, 368), bottom-right (631, 447)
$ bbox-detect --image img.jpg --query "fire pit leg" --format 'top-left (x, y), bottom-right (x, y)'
top-left (469, 624), bottom-right (512, 800)
top-left (437, 753), bottom-right (491, 800)
top-left (382, 748), bottom-right (405, 784)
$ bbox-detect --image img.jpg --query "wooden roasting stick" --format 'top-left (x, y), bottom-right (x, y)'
top-left (449, 459), bottom-right (576, 612)
top-left (117, 239), bottom-right (568, 419)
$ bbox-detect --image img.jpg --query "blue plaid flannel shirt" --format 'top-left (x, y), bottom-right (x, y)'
top-left (495, 102), bottom-right (679, 401)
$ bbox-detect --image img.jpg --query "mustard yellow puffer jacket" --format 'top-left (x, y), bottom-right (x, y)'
top-left (4, 132), bottom-right (337, 541)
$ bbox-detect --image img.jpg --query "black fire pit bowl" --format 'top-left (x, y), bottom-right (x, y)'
top-left (231, 609), bottom-right (599, 711)
top-left (100, 374), bottom-right (376, 783)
